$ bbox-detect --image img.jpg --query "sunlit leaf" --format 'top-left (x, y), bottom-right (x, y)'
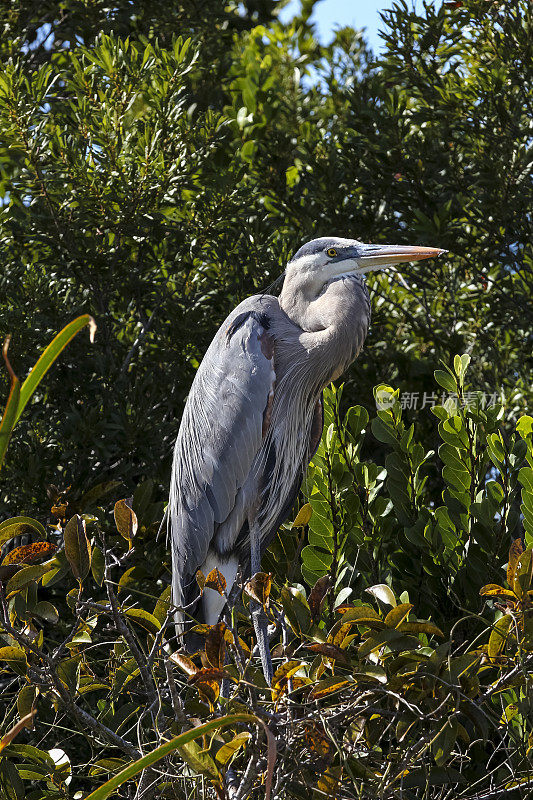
top-left (114, 499), bottom-right (138, 548)
top-left (488, 615), bottom-right (513, 661)
top-left (215, 732), bottom-right (251, 765)
top-left (244, 572), bottom-right (271, 606)
top-left (205, 567), bottom-right (227, 594)
top-left (1, 541), bottom-right (57, 566)
top-left (309, 676), bottom-right (354, 700)
top-left (292, 503), bottom-right (312, 527)
top-left (366, 584), bottom-right (396, 607)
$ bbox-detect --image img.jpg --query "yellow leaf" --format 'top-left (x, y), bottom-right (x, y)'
top-left (507, 539), bottom-right (524, 591)
top-left (385, 603), bottom-right (413, 628)
top-left (292, 503), bottom-right (312, 527)
top-left (309, 676), bottom-right (353, 700)
top-left (488, 615), bottom-right (513, 661)
top-left (480, 584), bottom-right (517, 600)
top-left (215, 732), bottom-right (251, 765)
top-left (204, 568), bottom-right (226, 595)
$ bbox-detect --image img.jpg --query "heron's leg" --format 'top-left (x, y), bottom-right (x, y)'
top-left (249, 521), bottom-right (273, 686)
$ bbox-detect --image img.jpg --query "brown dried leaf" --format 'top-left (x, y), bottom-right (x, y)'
top-left (189, 667), bottom-right (233, 709)
top-left (51, 502), bottom-right (68, 520)
top-left (204, 567), bottom-right (227, 595)
top-left (114, 499), bottom-right (138, 548)
top-left (308, 576), bottom-right (331, 620)
top-left (244, 572), bottom-right (271, 606)
top-left (317, 767), bottom-right (340, 796)
top-left (64, 514), bottom-right (91, 582)
top-left (1, 541), bottom-right (57, 566)
top-left (305, 643), bottom-right (350, 664)
top-left (194, 679), bottom-right (220, 708)
top-left (205, 621), bottom-right (227, 669)
top-left (302, 721), bottom-right (333, 759)
top-left (196, 570), bottom-right (206, 593)
top-left (169, 652), bottom-right (198, 676)
top-left (188, 667), bottom-right (231, 684)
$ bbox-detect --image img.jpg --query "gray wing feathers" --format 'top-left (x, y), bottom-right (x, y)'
top-left (169, 297), bottom-right (277, 629)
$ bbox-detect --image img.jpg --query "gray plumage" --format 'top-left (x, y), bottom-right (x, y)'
top-left (168, 236), bottom-right (444, 679)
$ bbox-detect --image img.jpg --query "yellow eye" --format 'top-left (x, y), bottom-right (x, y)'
top-left (327, 248), bottom-right (337, 258)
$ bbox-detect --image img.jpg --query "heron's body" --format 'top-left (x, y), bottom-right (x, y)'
top-left (168, 236), bottom-right (444, 676)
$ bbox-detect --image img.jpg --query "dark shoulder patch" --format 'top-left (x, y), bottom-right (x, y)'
top-left (226, 310), bottom-right (271, 342)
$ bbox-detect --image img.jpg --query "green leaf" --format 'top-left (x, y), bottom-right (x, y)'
top-left (152, 585), bottom-right (172, 624)
top-left (179, 739), bottom-right (219, 780)
top-left (432, 718), bottom-right (458, 766)
top-left (0, 517), bottom-right (46, 546)
top-left (517, 415), bottom-right (533, 439)
top-left (292, 503), bottom-right (312, 527)
top-left (91, 545), bottom-right (105, 587)
top-left (0, 759), bottom-right (25, 800)
top-left (240, 139), bottom-right (255, 162)
top-left (371, 417), bottom-right (398, 447)
top-left (5, 563), bottom-right (53, 596)
top-left (79, 480), bottom-right (121, 512)
top-left (358, 629), bottom-right (418, 657)
top-left (17, 685), bottom-right (38, 719)
top-left (384, 603), bottom-right (413, 628)
top-left (33, 601), bottom-right (59, 623)
top-left (124, 608), bottom-right (161, 635)
top-left (57, 656), bottom-right (81, 694)
top-left (434, 369), bottom-right (457, 393)
top-left (64, 514), bottom-right (91, 582)
top-left (0, 647), bottom-right (27, 669)
top-left (346, 405), bottom-right (369, 438)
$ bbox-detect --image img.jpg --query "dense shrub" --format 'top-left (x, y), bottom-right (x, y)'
top-left (1, 359), bottom-right (532, 799)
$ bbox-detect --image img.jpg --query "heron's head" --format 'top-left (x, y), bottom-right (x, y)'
top-left (287, 236), bottom-right (446, 289)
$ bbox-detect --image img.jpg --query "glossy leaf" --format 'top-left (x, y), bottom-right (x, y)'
top-left (64, 514), bottom-right (91, 582)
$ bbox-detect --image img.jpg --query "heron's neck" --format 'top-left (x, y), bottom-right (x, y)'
top-left (279, 269), bottom-right (332, 332)
top-left (279, 272), bottom-right (371, 384)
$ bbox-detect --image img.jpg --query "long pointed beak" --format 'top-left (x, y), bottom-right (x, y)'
top-left (357, 244), bottom-right (447, 273)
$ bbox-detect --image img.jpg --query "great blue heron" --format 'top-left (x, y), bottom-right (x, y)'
top-left (169, 237), bottom-right (444, 683)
